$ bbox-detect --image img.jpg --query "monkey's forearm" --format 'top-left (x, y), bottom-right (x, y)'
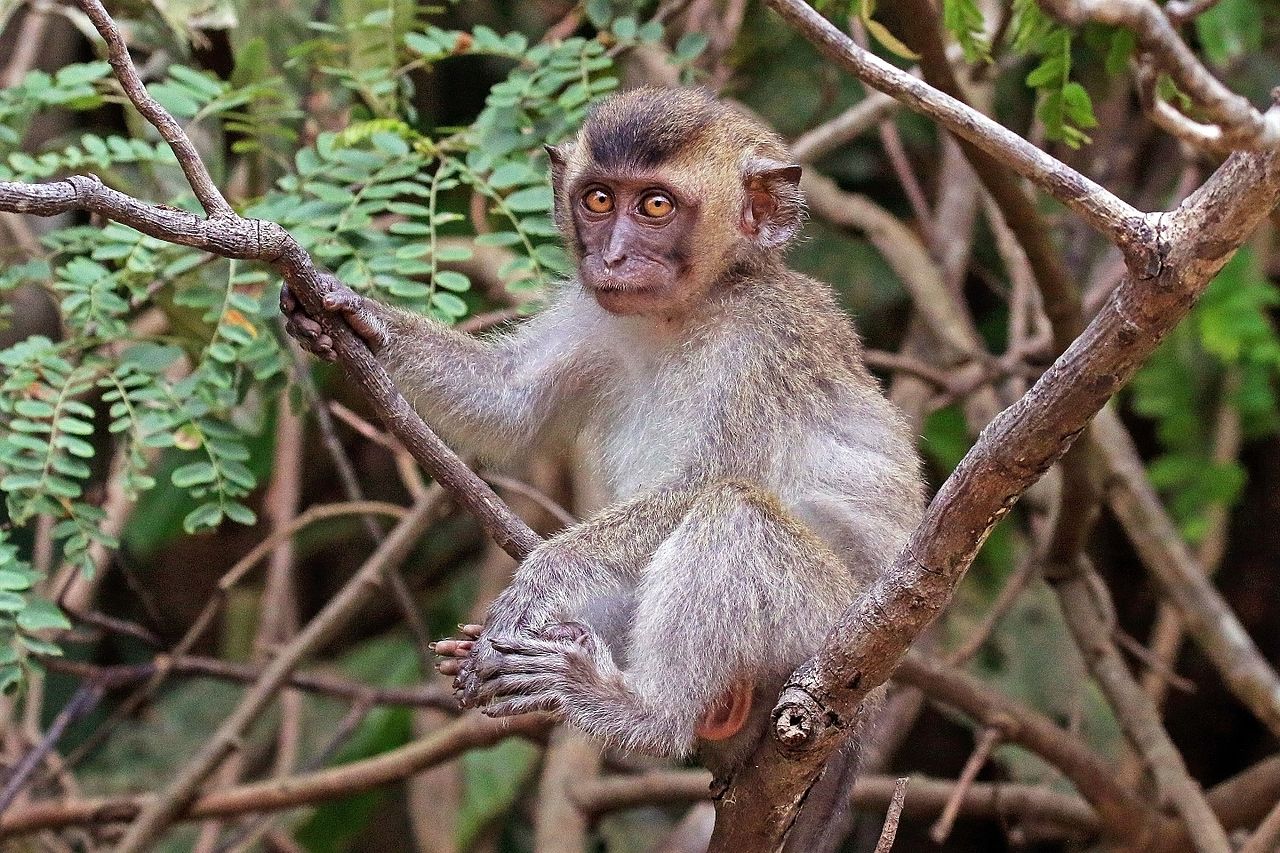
top-left (374, 304), bottom-right (571, 461)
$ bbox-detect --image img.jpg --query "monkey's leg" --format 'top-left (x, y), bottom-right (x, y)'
top-left (449, 487), bottom-right (699, 704)
top-left (468, 480), bottom-right (854, 759)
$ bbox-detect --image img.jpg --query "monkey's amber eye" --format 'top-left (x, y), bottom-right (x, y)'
top-left (640, 192), bottom-right (675, 218)
top-left (582, 188), bottom-right (614, 214)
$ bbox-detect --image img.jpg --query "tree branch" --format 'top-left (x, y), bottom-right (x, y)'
top-left (0, 712), bottom-right (548, 837)
top-left (762, 0), bottom-right (1156, 274)
top-left (1039, 0), bottom-right (1280, 149)
top-left (708, 136), bottom-right (1280, 853)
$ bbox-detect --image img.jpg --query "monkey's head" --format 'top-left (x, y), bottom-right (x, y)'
top-left (546, 87), bottom-right (804, 317)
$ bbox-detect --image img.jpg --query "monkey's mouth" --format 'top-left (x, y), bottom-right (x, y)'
top-left (591, 280), bottom-right (651, 292)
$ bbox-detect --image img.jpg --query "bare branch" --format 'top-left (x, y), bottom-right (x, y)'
top-left (929, 729), bottom-right (998, 844)
top-left (77, 0), bottom-right (233, 218)
top-left (113, 488), bottom-right (448, 850)
top-left (41, 655), bottom-right (458, 710)
top-left (1054, 562), bottom-right (1231, 851)
top-left (873, 777), bottom-right (909, 853)
top-left (0, 712), bottom-right (549, 837)
top-left (1040, 0), bottom-right (1280, 149)
top-left (1094, 408), bottom-right (1280, 737)
top-left (762, 0), bottom-right (1156, 272)
top-left (790, 91), bottom-right (899, 163)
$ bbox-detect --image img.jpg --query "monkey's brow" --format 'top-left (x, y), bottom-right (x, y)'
top-left (584, 96), bottom-right (716, 171)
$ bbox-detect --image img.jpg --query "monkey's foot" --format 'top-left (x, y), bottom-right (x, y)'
top-left (466, 624), bottom-right (617, 719)
top-left (280, 274), bottom-right (389, 360)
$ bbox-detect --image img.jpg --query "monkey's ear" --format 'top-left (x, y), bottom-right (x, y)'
top-left (545, 143), bottom-right (575, 231)
top-left (742, 159), bottom-right (805, 251)
top-left (545, 143), bottom-right (570, 191)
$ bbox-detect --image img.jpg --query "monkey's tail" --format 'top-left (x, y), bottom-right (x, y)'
top-left (780, 736), bottom-right (863, 853)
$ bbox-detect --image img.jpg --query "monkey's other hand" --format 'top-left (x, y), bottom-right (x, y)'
top-left (280, 276), bottom-right (389, 361)
top-left (468, 622), bottom-right (616, 719)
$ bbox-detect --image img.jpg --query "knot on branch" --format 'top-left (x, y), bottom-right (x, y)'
top-left (253, 220), bottom-right (294, 262)
top-left (65, 174), bottom-right (103, 201)
top-left (1121, 215), bottom-right (1163, 280)
top-left (771, 686), bottom-right (837, 754)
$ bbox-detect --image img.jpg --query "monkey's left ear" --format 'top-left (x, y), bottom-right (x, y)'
top-left (742, 159), bottom-right (805, 250)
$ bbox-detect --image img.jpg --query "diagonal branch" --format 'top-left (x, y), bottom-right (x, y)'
top-left (708, 143), bottom-right (1280, 853)
top-left (78, 0), bottom-right (233, 218)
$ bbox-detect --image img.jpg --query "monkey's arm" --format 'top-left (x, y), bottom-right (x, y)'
top-left (282, 280), bottom-right (595, 461)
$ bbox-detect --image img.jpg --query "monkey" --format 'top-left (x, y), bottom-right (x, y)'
top-left (282, 86), bottom-right (923, 848)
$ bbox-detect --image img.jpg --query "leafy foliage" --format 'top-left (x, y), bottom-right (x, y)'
top-left (0, 0), bottom-right (675, 690)
top-left (1009, 0), bottom-right (1099, 147)
top-left (1130, 248), bottom-right (1280, 542)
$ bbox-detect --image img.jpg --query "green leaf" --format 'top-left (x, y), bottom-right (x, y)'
top-left (184, 502), bottom-right (225, 532)
top-left (674, 32), bottom-right (709, 62)
top-left (172, 461), bottom-right (219, 488)
top-left (434, 270), bottom-right (471, 292)
top-left (17, 598), bottom-right (71, 632)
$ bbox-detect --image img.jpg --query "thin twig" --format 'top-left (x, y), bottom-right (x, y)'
top-left (212, 698), bottom-right (374, 853)
top-left (42, 656), bottom-right (457, 710)
top-left (1053, 559), bottom-right (1231, 852)
top-left (0, 683), bottom-right (102, 816)
top-left (112, 488), bottom-right (447, 850)
top-left (0, 712), bottom-right (549, 836)
top-left (874, 777), bottom-right (910, 853)
top-left (1095, 407), bottom-right (1280, 738)
top-left (930, 729), bottom-right (999, 843)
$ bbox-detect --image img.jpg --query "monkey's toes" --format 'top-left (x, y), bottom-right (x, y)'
top-left (432, 638), bottom-right (473, 658)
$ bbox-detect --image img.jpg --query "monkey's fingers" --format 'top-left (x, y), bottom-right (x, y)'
top-left (481, 692), bottom-right (560, 719)
top-left (432, 638), bottom-right (473, 658)
top-left (489, 635), bottom-right (581, 657)
top-left (459, 623), bottom-right (484, 639)
top-left (320, 286), bottom-right (389, 352)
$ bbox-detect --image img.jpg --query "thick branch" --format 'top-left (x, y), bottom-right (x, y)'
top-left (709, 144), bottom-right (1280, 852)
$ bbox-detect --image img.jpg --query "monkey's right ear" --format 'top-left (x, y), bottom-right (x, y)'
top-left (545, 143), bottom-right (574, 230)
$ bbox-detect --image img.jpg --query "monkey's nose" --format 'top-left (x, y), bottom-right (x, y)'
top-left (603, 250), bottom-right (627, 269)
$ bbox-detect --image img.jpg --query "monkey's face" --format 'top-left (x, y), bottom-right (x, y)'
top-left (569, 175), bottom-right (704, 316)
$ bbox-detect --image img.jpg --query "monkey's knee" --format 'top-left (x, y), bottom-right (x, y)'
top-left (696, 479), bottom-right (785, 519)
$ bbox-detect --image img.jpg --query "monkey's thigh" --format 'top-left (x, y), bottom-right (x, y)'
top-left (625, 480), bottom-right (850, 699)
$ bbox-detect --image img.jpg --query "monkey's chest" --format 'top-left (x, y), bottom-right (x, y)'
top-left (578, 380), bottom-right (705, 500)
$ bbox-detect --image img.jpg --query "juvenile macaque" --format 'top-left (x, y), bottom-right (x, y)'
top-left (284, 86), bottom-right (922, 836)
